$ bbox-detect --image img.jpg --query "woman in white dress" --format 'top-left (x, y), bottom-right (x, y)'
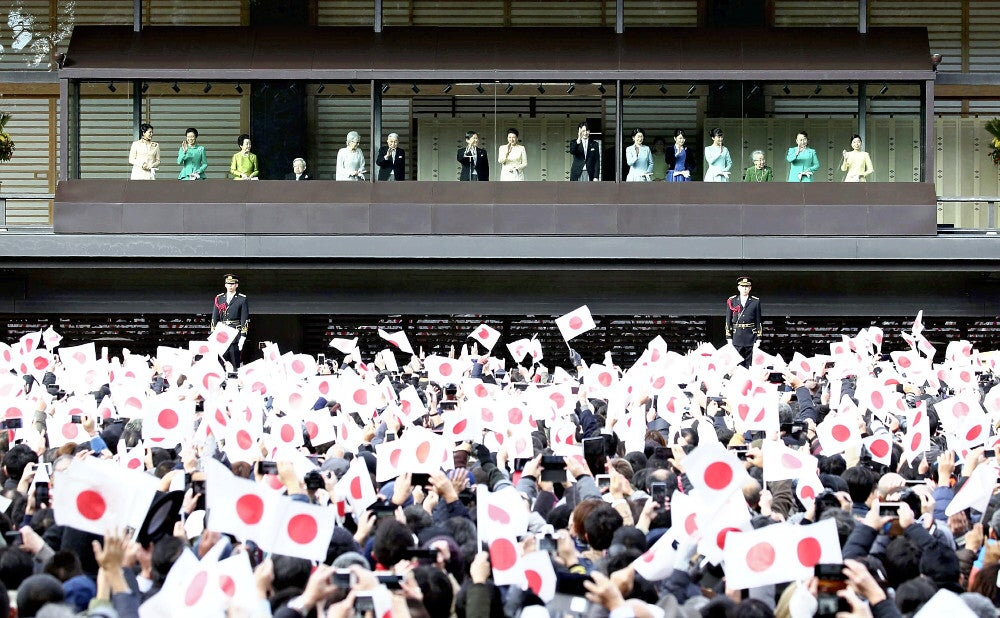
top-left (498, 128), bottom-right (527, 181)
top-left (703, 127), bottom-right (732, 182)
top-left (336, 131), bottom-right (367, 181)
top-left (128, 123), bottom-right (160, 180)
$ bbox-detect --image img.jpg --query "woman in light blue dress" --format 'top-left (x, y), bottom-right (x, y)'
top-left (703, 127), bottom-right (732, 182)
top-left (625, 128), bottom-right (654, 182)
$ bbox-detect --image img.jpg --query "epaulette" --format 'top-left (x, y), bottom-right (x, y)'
top-left (237, 293), bottom-right (246, 297)
top-left (750, 295), bottom-right (759, 300)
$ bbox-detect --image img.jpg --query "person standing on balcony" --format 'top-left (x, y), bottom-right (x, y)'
top-left (703, 127), bottom-right (732, 182)
top-left (337, 131), bottom-right (367, 181)
top-left (498, 128), bottom-right (527, 181)
top-left (211, 274), bottom-right (250, 370)
top-left (128, 123), bottom-right (159, 180)
top-left (230, 134), bottom-right (259, 180)
top-left (786, 131), bottom-right (820, 182)
top-left (376, 133), bottom-right (406, 181)
top-left (726, 276), bottom-right (762, 369)
top-left (177, 127), bottom-right (207, 180)
top-left (458, 131), bottom-right (489, 181)
top-left (841, 134), bottom-right (874, 182)
top-left (664, 129), bottom-right (696, 182)
top-left (625, 128), bottom-right (653, 181)
top-left (569, 121), bottom-right (600, 182)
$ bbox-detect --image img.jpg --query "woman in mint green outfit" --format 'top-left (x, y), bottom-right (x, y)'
top-left (177, 127), bottom-right (207, 180)
top-left (786, 131), bottom-right (820, 182)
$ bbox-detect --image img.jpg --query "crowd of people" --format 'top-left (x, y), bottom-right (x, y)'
top-left (0, 309), bottom-right (993, 618)
top-left (126, 123), bottom-right (876, 183)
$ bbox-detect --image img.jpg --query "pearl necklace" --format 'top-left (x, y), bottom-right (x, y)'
top-left (747, 167), bottom-right (768, 182)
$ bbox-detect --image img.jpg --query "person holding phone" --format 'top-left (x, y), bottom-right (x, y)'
top-left (725, 276), bottom-right (762, 368)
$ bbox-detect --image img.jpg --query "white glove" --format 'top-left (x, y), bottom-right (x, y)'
top-left (672, 538), bottom-right (699, 571)
top-left (726, 338), bottom-right (732, 345)
top-left (753, 340), bottom-right (761, 349)
top-left (237, 336), bottom-right (246, 351)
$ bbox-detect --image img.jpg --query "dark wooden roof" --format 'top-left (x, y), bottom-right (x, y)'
top-left (61, 26), bottom-right (934, 81)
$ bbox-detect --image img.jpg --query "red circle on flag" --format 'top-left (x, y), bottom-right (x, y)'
top-left (185, 570), bottom-right (209, 606)
top-left (489, 538), bottom-right (518, 570)
top-left (236, 494), bottom-right (265, 525)
top-left (125, 397), bottom-right (142, 411)
top-left (913, 411), bottom-right (923, 426)
top-left (62, 423), bottom-right (79, 440)
top-left (319, 381), bottom-right (330, 395)
top-left (73, 351), bottom-right (87, 364)
top-left (780, 453), bottom-right (802, 469)
top-left (508, 408), bottom-right (523, 425)
top-left (967, 425), bottom-right (983, 442)
top-left (475, 384), bottom-right (489, 398)
top-left (416, 442), bottom-right (431, 463)
top-left (796, 537), bottom-right (823, 567)
top-left (737, 403), bottom-right (750, 420)
top-left (76, 490), bottom-right (106, 520)
top-left (651, 349), bottom-right (661, 362)
top-left (289, 393), bottom-right (302, 407)
top-left (831, 424), bottom-right (851, 442)
top-left (898, 357), bottom-right (911, 369)
top-left (488, 504), bottom-right (511, 524)
top-left (685, 513), bottom-right (698, 535)
top-left (569, 316), bottom-right (583, 330)
top-left (800, 485), bottom-right (816, 500)
top-left (961, 371), bottom-right (972, 383)
top-left (158, 409), bottom-right (179, 430)
top-left (203, 373), bottom-right (220, 390)
top-left (869, 439), bottom-right (890, 459)
top-left (481, 407), bottom-right (494, 422)
top-left (353, 390), bottom-right (368, 406)
top-left (477, 327), bottom-right (489, 339)
top-left (390, 449), bottom-right (402, 467)
top-left (598, 372), bottom-right (612, 387)
top-left (703, 462), bottom-right (733, 490)
top-left (127, 458), bottom-right (142, 470)
top-left (236, 430), bottom-right (253, 450)
top-left (280, 424), bottom-right (296, 443)
top-left (871, 392), bottom-right (884, 409)
top-left (746, 542), bottom-right (776, 572)
top-left (219, 574), bottom-right (236, 597)
top-left (525, 569), bottom-right (543, 595)
top-left (33, 356), bottom-right (48, 371)
top-left (954, 402), bottom-right (970, 418)
top-left (910, 432), bottom-right (924, 452)
top-left (716, 527), bottom-right (741, 550)
top-left (306, 422), bottom-right (319, 440)
top-left (453, 419), bottom-right (468, 435)
top-left (350, 476), bottom-right (364, 500)
top-left (401, 400), bottom-right (412, 415)
top-left (651, 376), bottom-right (666, 390)
top-left (440, 363), bottom-right (453, 377)
top-left (550, 392), bottom-right (565, 408)
top-left (291, 359), bottom-right (305, 374)
top-left (287, 513), bottom-right (319, 545)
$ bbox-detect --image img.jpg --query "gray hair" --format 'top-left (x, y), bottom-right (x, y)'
top-left (387, 132), bottom-right (399, 141)
top-left (292, 157), bottom-right (306, 167)
top-left (751, 150), bottom-right (765, 159)
top-left (346, 131), bottom-right (360, 145)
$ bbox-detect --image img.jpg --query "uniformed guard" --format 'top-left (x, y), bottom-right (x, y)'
top-left (725, 276), bottom-right (762, 368)
top-left (211, 274), bottom-right (250, 369)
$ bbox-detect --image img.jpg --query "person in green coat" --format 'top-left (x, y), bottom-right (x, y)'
top-left (177, 127), bottom-right (207, 180)
top-left (230, 133), bottom-right (259, 180)
top-left (786, 131), bottom-right (820, 182)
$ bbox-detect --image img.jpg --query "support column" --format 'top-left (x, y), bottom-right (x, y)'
top-left (615, 80), bottom-right (623, 182)
top-left (922, 79), bottom-right (934, 183)
top-left (372, 80), bottom-right (383, 179)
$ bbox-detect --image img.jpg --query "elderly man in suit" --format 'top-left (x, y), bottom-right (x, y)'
top-left (376, 133), bottom-right (406, 181)
top-left (569, 121), bottom-right (600, 181)
top-left (283, 158), bottom-right (311, 181)
top-left (457, 131), bottom-right (489, 181)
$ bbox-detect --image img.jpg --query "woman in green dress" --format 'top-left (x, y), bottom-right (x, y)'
top-left (177, 127), bottom-right (207, 180)
top-left (230, 133), bottom-right (259, 180)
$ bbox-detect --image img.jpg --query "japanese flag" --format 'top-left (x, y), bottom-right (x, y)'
top-left (143, 395), bottom-right (195, 447)
top-left (207, 323), bottom-right (240, 358)
top-left (18, 331), bottom-right (41, 356)
top-left (336, 456), bottom-right (378, 514)
top-left (42, 326), bottom-right (62, 350)
top-left (269, 416), bottom-right (304, 449)
top-left (946, 340), bottom-right (974, 364)
top-left (329, 337), bottom-right (358, 354)
top-left (904, 401), bottom-right (931, 461)
top-left (48, 416), bottom-right (87, 449)
top-left (477, 485), bottom-right (530, 542)
top-left (555, 306), bottom-right (596, 342)
top-left (696, 493), bottom-right (754, 565)
top-left (722, 519), bottom-right (842, 589)
top-left (683, 443), bottom-right (752, 505)
top-left (396, 385), bottom-right (427, 425)
top-left (487, 534), bottom-right (523, 586)
top-left (946, 463), bottom-right (1000, 516)
top-left (425, 355), bottom-right (462, 385)
top-left (377, 328), bottom-right (414, 355)
top-left (53, 457), bottom-right (158, 536)
top-left (302, 411), bottom-right (336, 447)
top-left (205, 459), bottom-right (276, 545)
top-left (816, 412), bottom-right (861, 455)
top-left (762, 441), bottom-right (817, 482)
top-left (934, 394), bottom-right (983, 433)
top-left (632, 529), bottom-right (678, 581)
top-left (863, 433), bottom-right (894, 465)
top-left (519, 550), bottom-right (557, 602)
top-left (270, 499), bottom-right (337, 562)
top-left (506, 338), bottom-right (532, 363)
top-left (140, 549), bottom-right (226, 617)
top-left (441, 410), bottom-right (479, 442)
top-left (796, 472), bottom-right (825, 507)
top-left (283, 354), bottom-right (316, 381)
top-left (470, 324), bottom-right (501, 352)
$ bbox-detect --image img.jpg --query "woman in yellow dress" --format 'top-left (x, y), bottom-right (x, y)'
top-left (230, 133), bottom-right (259, 180)
top-left (841, 134), bottom-right (874, 182)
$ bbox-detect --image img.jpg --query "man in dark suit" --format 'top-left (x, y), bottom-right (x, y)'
top-left (211, 274), bottom-right (250, 369)
top-left (725, 276), bottom-right (762, 368)
top-left (376, 133), bottom-right (406, 181)
top-left (569, 121), bottom-right (600, 181)
top-left (283, 158), bottom-right (311, 181)
top-left (457, 130), bottom-right (489, 181)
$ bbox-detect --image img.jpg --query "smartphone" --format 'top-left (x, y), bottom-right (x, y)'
top-left (513, 457), bottom-right (531, 472)
top-left (3, 531), bottom-right (20, 545)
top-left (878, 502), bottom-right (902, 518)
top-left (376, 573), bottom-right (404, 589)
top-left (354, 594), bottom-right (375, 613)
top-left (903, 479), bottom-right (926, 486)
top-left (780, 422), bottom-right (805, 434)
top-left (410, 473), bottom-right (430, 487)
top-left (814, 563), bottom-right (849, 618)
top-left (70, 415), bottom-right (82, 424)
top-left (539, 533), bottom-right (557, 553)
top-left (256, 461), bottom-right (278, 475)
top-left (729, 445), bottom-right (749, 460)
top-left (2, 418), bottom-right (22, 429)
top-left (767, 372), bottom-right (784, 384)
top-left (402, 547), bottom-right (439, 561)
top-left (653, 446), bottom-right (671, 460)
top-left (385, 432), bottom-right (396, 442)
top-left (540, 455), bottom-right (567, 483)
top-left (34, 484), bottom-right (49, 506)
top-left (317, 353), bottom-right (326, 364)
top-left (595, 474), bottom-right (611, 491)
top-left (332, 569), bottom-right (355, 589)
top-left (368, 502), bottom-right (397, 519)
top-left (650, 481), bottom-right (668, 507)
top-left (583, 436), bottom-right (606, 477)
top-left (985, 450), bottom-right (997, 458)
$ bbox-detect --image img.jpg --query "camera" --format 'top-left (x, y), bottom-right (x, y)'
top-left (814, 563), bottom-right (849, 618)
top-left (256, 461), bottom-right (278, 475)
top-left (304, 470), bottom-right (324, 491)
top-left (539, 533), bottom-right (557, 553)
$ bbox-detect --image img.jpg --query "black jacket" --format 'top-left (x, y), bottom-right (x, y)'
top-left (457, 147), bottom-right (489, 181)
top-left (569, 138), bottom-right (600, 181)
top-left (376, 146), bottom-right (406, 181)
